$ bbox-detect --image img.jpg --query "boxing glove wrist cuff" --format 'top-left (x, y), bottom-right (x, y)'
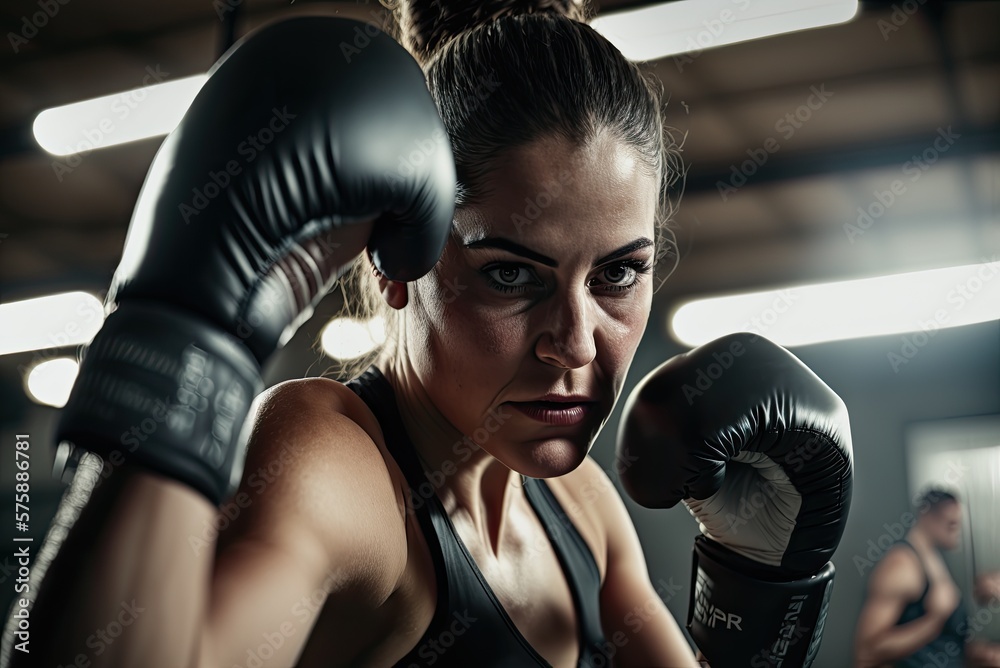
top-left (687, 535), bottom-right (834, 668)
top-left (54, 301), bottom-right (264, 506)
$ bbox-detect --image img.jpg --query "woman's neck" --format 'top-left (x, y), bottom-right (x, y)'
top-left (380, 354), bottom-right (525, 558)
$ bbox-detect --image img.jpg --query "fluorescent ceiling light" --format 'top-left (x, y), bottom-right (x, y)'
top-left (0, 292), bottom-right (104, 356)
top-left (321, 316), bottom-right (387, 360)
top-left (670, 260), bottom-right (1000, 347)
top-left (33, 74), bottom-right (208, 156)
top-left (30, 2), bottom-right (859, 155)
top-left (592, 0), bottom-right (858, 62)
top-left (25, 357), bottom-right (80, 408)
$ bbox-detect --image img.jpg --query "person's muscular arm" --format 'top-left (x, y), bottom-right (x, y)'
top-left (852, 546), bottom-right (957, 667)
top-left (568, 459), bottom-right (698, 668)
top-left (6, 377), bottom-right (405, 668)
top-left (202, 377), bottom-right (408, 666)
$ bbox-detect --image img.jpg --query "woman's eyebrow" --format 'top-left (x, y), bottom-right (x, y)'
top-left (464, 237), bottom-right (557, 266)
top-left (464, 236), bottom-right (654, 268)
top-left (595, 237), bottom-right (654, 265)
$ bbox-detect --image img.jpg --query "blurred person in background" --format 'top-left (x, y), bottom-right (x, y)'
top-left (854, 488), bottom-right (1000, 667)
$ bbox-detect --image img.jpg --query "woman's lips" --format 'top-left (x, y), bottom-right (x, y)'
top-left (506, 400), bottom-right (595, 425)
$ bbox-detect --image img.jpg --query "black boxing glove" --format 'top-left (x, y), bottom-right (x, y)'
top-left (54, 16), bottom-right (455, 505)
top-left (617, 333), bottom-right (853, 668)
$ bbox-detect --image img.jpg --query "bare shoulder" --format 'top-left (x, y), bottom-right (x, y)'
top-left (246, 376), bottom-right (394, 481)
top-left (868, 543), bottom-right (924, 598)
top-left (546, 455), bottom-right (620, 582)
top-left (227, 375), bottom-right (408, 598)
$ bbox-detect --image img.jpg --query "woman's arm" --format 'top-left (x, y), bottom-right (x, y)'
top-left (572, 458), bottom-right (700, 667)
top-left (3, 377), bottom-right (406, 668)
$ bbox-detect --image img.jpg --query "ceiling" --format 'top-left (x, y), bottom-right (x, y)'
top-left (0, 0), bottom-right (998, 393)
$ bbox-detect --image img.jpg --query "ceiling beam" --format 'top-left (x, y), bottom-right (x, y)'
top-left (678, 125), bottom-right (1000, 196)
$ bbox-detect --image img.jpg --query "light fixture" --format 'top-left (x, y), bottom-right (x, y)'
top-left (0, 291), bottom-right (103, 356)
top-left (320, 316), bottom-right (387, 360)
top-left (33, 73), bottom-right (208, 156)
top-left (670, 260), bottom-right (1000, 347)
top-left (591, 0), bottom-right (859, 62)
top-left (24, 357), bottom-right (80, 408)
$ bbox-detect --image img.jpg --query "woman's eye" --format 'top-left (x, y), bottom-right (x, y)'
top-left (603, 265), bottom-right (635, 285)
top-left (484, 265), bottom-right (536, 293)
top-left (592, 260), bottom-right (651, 292)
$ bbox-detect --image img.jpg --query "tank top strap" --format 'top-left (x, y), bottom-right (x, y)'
top-left (523, 477), bottom-right (607, 659)
top-left (344, 366), bottom-right (607, 666)
top-left (342, 365), bottom-right (453, 627)
top-left (344, 366), bottom-right (431, 492)
top-left (896, 539), bottom-right (931, 598)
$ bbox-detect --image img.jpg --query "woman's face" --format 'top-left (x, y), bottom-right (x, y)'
top-left (403, 131), bottom-right (658, 478)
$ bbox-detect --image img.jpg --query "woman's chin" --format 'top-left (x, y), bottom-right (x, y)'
top-left (512, 436), bottom-right (592, 479)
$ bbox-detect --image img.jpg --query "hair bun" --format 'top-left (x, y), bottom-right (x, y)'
top-left (394, 0), bottom-right (590, 66)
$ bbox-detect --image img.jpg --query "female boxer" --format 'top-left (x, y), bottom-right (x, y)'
top-left (4, 1), bottom-right (697, 666)
top-left (276, 2), bottom-right (692, 664)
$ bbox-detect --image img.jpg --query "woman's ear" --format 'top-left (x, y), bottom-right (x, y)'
top-left (377, 274), bottom-right (408, 310)
top-left (369, 248), bottom-right (408, 310)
